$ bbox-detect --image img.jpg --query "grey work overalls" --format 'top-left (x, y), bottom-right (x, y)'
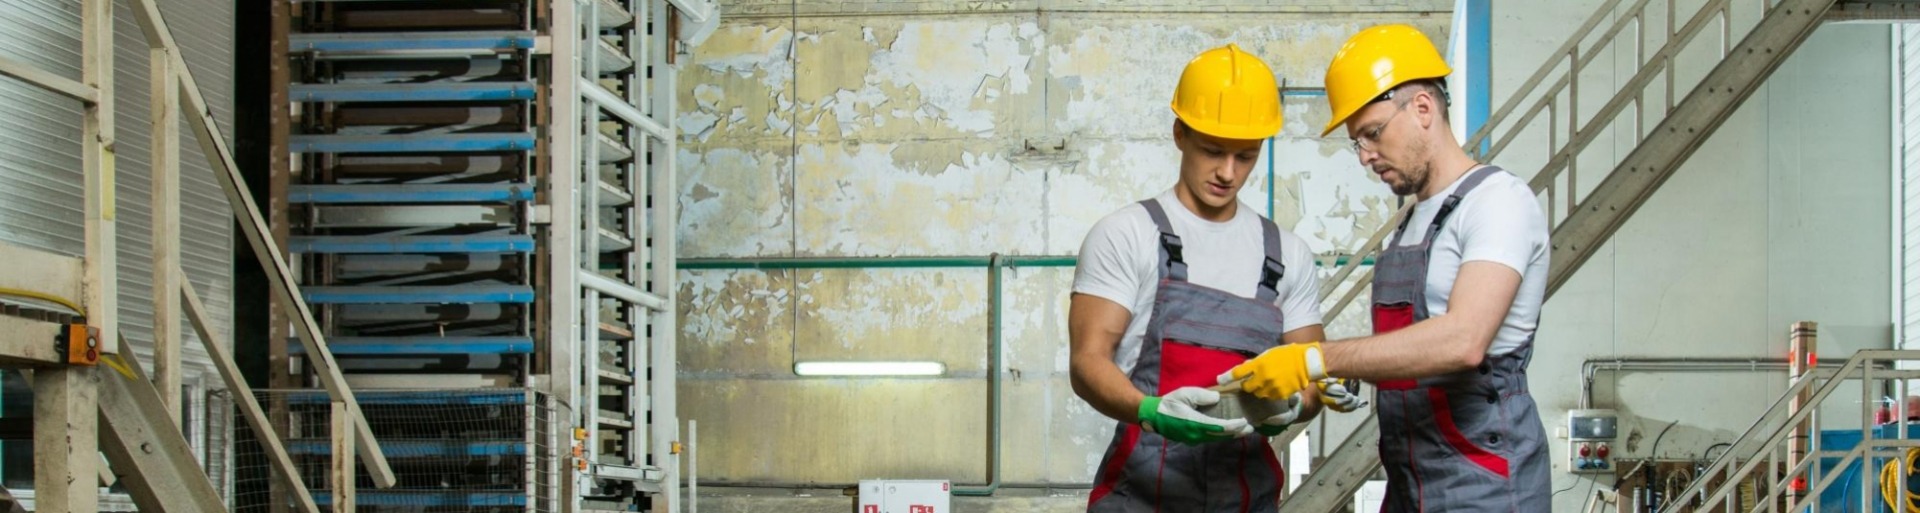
top-left (1088, 199), bottom-right (1290, 513)
top-left (1370, 167), bottom-right (1550, 512)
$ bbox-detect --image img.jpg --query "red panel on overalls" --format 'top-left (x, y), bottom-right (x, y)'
top-left (1086, 199), bottom-right (1291, 513)
top-left (1367, 167), bottom-right (1551, 512)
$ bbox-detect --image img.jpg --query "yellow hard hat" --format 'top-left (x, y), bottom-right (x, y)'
top-left (1171, 43), bottom-right (1283, 140)
top-left (1320, 24), bottom-right (1452, 137)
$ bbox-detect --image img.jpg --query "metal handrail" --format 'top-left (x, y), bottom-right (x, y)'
top-left (1663, 350), bottom-right (1920, 512)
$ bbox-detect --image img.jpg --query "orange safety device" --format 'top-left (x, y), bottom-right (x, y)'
top-left (56, 324), bottom-right (98, 366)
top-left (1171, 43), bottom-right (1283, 140)
top-left (1321, 24), bottom-right (1452, 137)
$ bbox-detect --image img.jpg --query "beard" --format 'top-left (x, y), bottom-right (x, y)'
top-left (1384, 135), bottom-right (1431, 197)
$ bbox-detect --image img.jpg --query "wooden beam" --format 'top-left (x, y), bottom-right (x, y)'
top-left (150, 47), bottom-right (182, 423)
top-left (82, 0), bottom-right (116, 358)
top-left (0, 55), bottom-right (97, 105)
top-left (33, 367), bottom-right (99, 513)
top-left (125, 0), bottom-right (397, 487)
top-left (181, 275), bottom-right (321, 513)
top-left (331, 402), bottom-right (356, 511)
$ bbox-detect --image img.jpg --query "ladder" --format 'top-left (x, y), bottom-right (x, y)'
top-left (1281, 0), bottom-right (1841, 509)
top-left (275, 0), bottom-right (710, 510)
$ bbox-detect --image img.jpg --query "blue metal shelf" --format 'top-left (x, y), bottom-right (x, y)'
top-left (291, 31), bottom-right (537, 53)
top-left (302, 285), bottom-right (534, 304)
top-left (312, 492), bottom-right (528, 507)
top-left (285, 390), bottom-right (528, 406)
top-left (291, 82), bottom-right (537, 103)
top-left (291, 336), bottom-right (535, 355)
top-left (290, 184), bottom-right (534, 204)
top-left (291, 133), bottom-right (536, 153)
top-left (291, 235), bottom-right (534, 254)
top-left (287, 439), bottom-right (526, 458)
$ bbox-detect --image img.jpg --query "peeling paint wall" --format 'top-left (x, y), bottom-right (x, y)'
top-left (675, 0), bottom-right (1450, 487)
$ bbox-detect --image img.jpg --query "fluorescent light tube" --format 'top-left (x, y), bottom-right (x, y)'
top-left (792, 361), bottom-right (946, 377)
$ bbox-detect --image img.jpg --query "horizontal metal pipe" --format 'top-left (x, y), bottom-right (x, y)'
top-left (577, 269), bottom-right (666, 311)
top-left (1579, 357), bottom-right (1859, 409)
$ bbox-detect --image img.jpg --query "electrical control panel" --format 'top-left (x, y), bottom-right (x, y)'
top-left (1568, 409), bottom-right (1619, 473)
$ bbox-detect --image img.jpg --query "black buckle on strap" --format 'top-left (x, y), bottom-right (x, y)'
top-left (1159, 233), bottom-right (1185, 263)
top-left (1260, 257), bottom-right (1286, 289)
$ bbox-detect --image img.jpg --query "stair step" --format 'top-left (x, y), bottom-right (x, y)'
top-left (597, 179), bottom-right (634, 207)
top-left (592, 0), bottom-right (635, 29)
top-left (286, 389), bottom-right (528, 406)
top-left (597, 227), bottom-right (634, 251)
top-left (594, 38), bottom-right (634, 74)
top-left (289, 336), bottom-right (533, 355)
top-left (597, 412), bottom-right (633, 429)
top-left (312, 491), bottom-right (527, 507)
top-left (291, 82), bottom-right (537, 103)
top-left (290, 184), bottom-right (534, 204)
top-left (597, 322), bottom-right (633, 340)
top-left (596, 132), bottom-right (634, 163)
top-left (303, 285), bottom-right (534, 304)
top-left (291, 235), bottom-right (534, 254)
top-left (290, 30), bottom-right (537, 54)
top-left (596, 368), bottom-right (633, 385)
top-left (287, 439), bottom-right (526, 457)
top-left (292, 132), bottom-right (536, 154)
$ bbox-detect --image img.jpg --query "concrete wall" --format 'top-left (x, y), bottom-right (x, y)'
top-left (672, 0), bottom-right (1448, 494)
top-left (673, 0), bottom-right (1893, 510)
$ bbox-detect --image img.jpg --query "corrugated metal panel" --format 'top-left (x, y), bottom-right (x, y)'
top-left (0, 0), bottom-right (234, 375)
top-left (1902, 25), bottom-right (1920, 348)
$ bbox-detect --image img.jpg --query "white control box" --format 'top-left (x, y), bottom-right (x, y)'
top-left (857, 480), bottom-right (951, 513)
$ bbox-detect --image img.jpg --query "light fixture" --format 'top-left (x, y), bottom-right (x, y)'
top-left (792, 361), bottom-right (946, 377)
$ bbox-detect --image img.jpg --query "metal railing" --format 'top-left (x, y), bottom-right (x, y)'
top-left (1663, 349), bottom-right (1920, 513)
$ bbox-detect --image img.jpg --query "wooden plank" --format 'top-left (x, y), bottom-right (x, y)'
top-left (181, 275), bottom-right (321, 513)
top-left (150, 47), bottom-right (182, 423)
top-left (82, 0), bottom-right (116, 357)
top-left (331, 402), bottom-right (356, 511)
top-left (33, 367), bottom-right (99, 513)
top-left (125, 0), bottom-right (397, 488)
top-left (0, 318), bottom-right (66, 366)
top-left (0, 55), bottom-right (97, 105)
top-left (0, 242), bottom-right (84, 305)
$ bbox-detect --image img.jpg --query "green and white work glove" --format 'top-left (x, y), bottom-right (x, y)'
top-left (1138, 387), bottom-right (1254, 444)
top-left (1317, 378), bottom-right (1368, 413)
top-left (1243, 394), bottom-right (1308, 436)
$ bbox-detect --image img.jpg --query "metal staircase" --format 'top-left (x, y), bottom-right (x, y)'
top-left (1280, 0), bottom-right (1846, 509)
top-left (1656, 349), bottom-right (1920, 513)
top-left (275, 0), bottom-right (710, 510)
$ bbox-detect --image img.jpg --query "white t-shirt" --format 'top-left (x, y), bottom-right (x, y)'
top-left (1072, 190), bottom-right (1326, 374)
top-left (1392, 168), bottom-right (1549, 356)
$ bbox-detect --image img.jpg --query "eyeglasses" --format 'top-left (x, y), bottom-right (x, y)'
top-left (1349, 101), bottom-right (1406, 155)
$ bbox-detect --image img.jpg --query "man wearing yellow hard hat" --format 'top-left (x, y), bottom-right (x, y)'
top-left (1217, 25), bottom-right (1552, 510)
top-left (1069, 43), bottom-right (1357, 512)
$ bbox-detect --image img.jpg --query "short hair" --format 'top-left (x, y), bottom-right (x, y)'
top-left (1393, 79), bottom-right (1451, 122)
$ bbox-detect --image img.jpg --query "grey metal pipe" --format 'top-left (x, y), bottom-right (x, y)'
top-left (1579, 357), bottom-right (1856, 409)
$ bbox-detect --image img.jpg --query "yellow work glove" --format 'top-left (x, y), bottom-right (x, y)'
top-left (1218, 342), bottom-right (1327, 401)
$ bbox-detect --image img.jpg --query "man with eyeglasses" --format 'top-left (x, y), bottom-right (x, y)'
top-left (1069, 44), bottom-right (1362, 513)
top-left (1215, 24), bottom-right (1552, 511)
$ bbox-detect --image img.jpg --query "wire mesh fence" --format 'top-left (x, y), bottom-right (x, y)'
top-left (224, 388), bottom-right (559, 513)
